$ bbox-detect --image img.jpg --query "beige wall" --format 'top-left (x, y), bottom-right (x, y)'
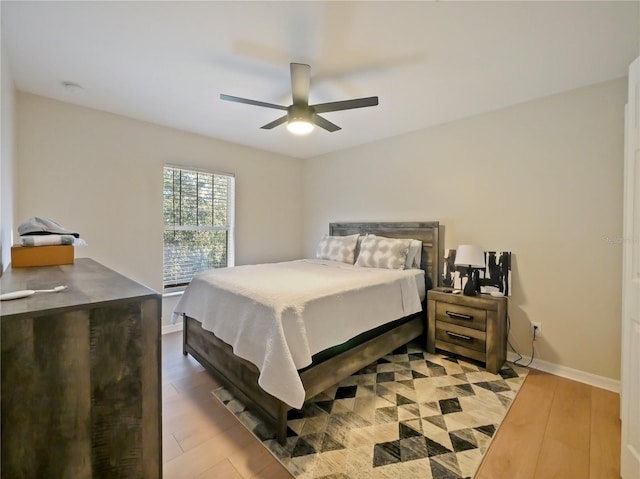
top-left (303, 79), bottom-right (626, 381)
top-left (1, 40), bottom-right (16, 273)
top-left (14, 79), bottom-right (627, 379)
top-left (16, 93), bottom-right (304, 297)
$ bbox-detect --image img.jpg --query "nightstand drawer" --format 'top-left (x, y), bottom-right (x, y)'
top-left (435, 302), bottom-right (487, 331)
top-left (435, 322), bottom-right (486, 353)
top-left (434, 340), bottom-right (486, 364)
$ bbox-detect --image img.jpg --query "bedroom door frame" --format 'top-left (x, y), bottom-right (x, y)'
top-left (621, 55), bottom-right (640, 479)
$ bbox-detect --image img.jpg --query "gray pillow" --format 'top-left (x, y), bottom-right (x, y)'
top-left (355, 235), bottom-right (412, 270)
top-left (315, 234), bottom-right (359, 264)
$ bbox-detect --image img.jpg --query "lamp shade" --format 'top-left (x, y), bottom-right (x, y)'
top-left (454, 245), bottom-right (485, 268)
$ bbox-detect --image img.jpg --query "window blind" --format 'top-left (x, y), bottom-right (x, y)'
top-left (163, 165), bottom-right (235, 289)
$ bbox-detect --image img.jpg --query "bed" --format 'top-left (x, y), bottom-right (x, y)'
top-left (178, 221), bottom-right (442, 445)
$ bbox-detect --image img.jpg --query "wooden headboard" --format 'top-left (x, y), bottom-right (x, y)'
top-left (329, 221), bottom-right (442, 290)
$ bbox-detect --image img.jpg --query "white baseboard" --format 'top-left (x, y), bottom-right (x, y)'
top-left (162, 322), bottom-right (184, 335)
top-left (507, 351), bottom-right (620, 393)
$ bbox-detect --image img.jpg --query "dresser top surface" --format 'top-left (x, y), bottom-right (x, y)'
top-left (1, 258), bottom-right (160, 319)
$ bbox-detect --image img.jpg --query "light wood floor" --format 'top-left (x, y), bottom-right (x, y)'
top-left (161, 332), bottom-right (621, 479)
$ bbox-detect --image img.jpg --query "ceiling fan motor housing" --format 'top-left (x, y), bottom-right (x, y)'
top-left (287, 104), bottom-right (315, 124)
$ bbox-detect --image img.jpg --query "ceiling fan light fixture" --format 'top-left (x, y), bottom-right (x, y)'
top-left (286, 106), bottom-right (314, 135)
top-left (287, 119), bottom-right (314, 135)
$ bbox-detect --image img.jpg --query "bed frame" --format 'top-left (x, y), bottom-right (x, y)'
top-left (182, 221), bottom-right (442, 445)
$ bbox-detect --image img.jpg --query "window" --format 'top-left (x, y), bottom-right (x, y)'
top-left (163, 165), bottom-right (235, 290)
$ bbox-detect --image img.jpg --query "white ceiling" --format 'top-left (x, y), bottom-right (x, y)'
top-left (2, 1), bottom-right (638, 159)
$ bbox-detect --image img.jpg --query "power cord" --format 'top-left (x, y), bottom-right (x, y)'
top-left (520, 325), bottom-right (537, 367)
top-left (508, 314), bottom-right (536, 367)
top-left (506, 314), bottom-right (523, 363)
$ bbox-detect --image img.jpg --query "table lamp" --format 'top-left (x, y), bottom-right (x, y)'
top-left (454, 244), bottom-right (485, 296)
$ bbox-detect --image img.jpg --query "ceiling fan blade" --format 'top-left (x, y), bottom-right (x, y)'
top-left (312, 96), bottom-right (379, 114)
top-left (220, 94), bottom-right (288, 111)
top-left (314, 114), bottom-right (341, 132)
top-left (260, 115), bottom-right (288, 130)
top-left (290, 63), bottom-right (311, 105)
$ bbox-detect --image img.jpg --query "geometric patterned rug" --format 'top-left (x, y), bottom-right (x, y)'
top-left (212, 341), bottom-right (529, 479)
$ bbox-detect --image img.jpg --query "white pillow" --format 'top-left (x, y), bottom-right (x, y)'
top-left (355, 234), bottom-right (365, 259)
top-left (355, 235), bottom-right (412, 270)
top-left (405, 239), bottom-right (423, 269)
top-left (315, 234), bottom-right (359, 264)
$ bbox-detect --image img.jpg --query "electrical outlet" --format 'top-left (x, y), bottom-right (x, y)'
top-left (531, 322), bottom-right (542, 337)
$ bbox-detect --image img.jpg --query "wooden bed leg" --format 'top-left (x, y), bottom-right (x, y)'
top-left (277, 402), bottom-right (288, 446)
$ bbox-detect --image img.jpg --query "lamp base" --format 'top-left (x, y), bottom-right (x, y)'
top-left (463, 267), bottom-right (478, 296)
top-left (463, 278), bottom-right (477, 296)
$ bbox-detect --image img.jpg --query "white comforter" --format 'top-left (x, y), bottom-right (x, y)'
top-left (174, 259), bottom-right (423, 408)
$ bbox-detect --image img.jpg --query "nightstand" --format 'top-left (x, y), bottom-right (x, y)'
top-left (426, 287), bottom-right (507, 374)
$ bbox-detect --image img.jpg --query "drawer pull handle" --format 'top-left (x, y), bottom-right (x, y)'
top-left (446, 331), bottom-right (472, 341)
top-left (446, 311), bottom-right (473, 320)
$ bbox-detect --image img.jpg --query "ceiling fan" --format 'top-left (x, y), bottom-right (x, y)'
top-left (220, 63), bottom-right (379, 135)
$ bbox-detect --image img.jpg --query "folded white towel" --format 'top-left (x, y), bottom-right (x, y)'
top-left (20, 235), bottom-right (75, 246)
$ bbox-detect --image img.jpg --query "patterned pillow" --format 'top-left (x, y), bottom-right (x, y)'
top-left (315, 234), bottom-right (360, 264)
top-left (405, 239), bottom-right (423, 269)
top-left (355, 235), bottom-right (412, 270)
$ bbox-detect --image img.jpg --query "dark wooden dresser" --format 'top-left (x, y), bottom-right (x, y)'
top-left (426, 287), bottom-right (507, 374)
top-left (1, 258), bottom-right (162, 479)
